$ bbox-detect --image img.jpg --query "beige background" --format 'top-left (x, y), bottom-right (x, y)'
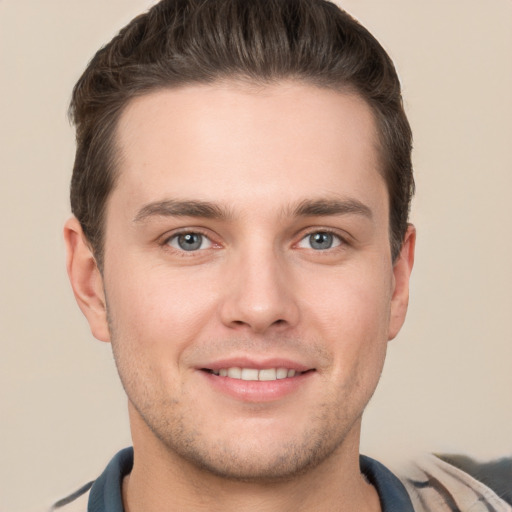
top-left (1, 1), bottom-right (511, 511)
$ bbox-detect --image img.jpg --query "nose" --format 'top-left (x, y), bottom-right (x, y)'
top-left (219, 247), bottom-right (300, 334)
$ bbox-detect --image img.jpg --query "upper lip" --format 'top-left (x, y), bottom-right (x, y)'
top-left (197, 357), bottom-right (314, 372)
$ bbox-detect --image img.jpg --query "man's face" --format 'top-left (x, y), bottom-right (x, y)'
top-left (94, 81), bottom-right (412, 480)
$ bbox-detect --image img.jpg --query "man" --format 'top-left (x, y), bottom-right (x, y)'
top-left (58, 0), bottom-right (511, 510)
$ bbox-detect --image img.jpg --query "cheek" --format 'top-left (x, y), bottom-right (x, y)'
top-left (104, 263), bottom-right (221, 359)
top-left (299, 263), bottom-right (392, 380)
top-left (302, 264), bottom-right (392, 339)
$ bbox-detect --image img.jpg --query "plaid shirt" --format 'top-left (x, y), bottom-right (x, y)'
top-left (51, 449), bottom-right (512, 512)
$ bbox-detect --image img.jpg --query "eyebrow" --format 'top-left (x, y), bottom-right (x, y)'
top-left (133, 197), bottom-right (373, 223)
top-left (133, 199), bottom-right (232, 223)
top-left (290, 198), bottom-right (373, 219)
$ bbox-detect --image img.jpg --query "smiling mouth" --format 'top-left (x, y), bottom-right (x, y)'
top-left (202, 367), bottom-right (314, 381)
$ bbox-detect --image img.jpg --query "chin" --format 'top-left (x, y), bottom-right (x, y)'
top-left (150, 413), bottom-right (352, 483)
top-left (171, 441), bottom-right (340, 482)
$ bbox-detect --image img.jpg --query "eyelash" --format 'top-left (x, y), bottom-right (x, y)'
top-left (296, 229), bottom-right (346, 251)
top-left (162, 229), bottom-right (217, 254)
top-left (161, 228), bottom-right (348, 254)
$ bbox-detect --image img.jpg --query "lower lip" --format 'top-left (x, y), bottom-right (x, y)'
top-left (200, 370), bottom-right (314, 402)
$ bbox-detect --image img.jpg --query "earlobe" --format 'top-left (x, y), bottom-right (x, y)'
top-left (388, 224), bottom-right (416, 341)
top-left (64, 217), bottom-right (111, 342)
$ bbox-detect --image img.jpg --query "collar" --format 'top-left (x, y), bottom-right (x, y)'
top-left (88, 448), bottom-right (414, 512)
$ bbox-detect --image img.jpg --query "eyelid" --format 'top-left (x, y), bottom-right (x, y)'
top-left (158, 226), bottom-right (350, 252)
top-left (167, 233), bottom-right (212, 251)
top-left (161, 228), bottom-right (221, 251)
top-left (294, 228), bottom-right (349, 250)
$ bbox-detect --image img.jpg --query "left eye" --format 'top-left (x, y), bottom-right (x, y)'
top-left (297, 231), bottom-right (342, 251)
top-left (167, 233), bottom-right (213, 251)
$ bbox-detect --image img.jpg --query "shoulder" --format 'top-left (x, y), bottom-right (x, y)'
top-left (49, 481), bottom-right (93, 512)
top-left (49, 447), bottom-right (133, 512)
top-left (400, 453), bottom-right (512, 512)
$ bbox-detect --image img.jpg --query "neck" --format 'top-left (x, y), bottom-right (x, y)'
top-left (123, 414), bottom-right (381, 512)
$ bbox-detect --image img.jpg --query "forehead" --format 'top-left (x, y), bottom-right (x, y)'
top-left (111, 81), bottom-right (386, 219)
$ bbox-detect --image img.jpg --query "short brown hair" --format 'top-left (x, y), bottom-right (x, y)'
top-left (70, 0), bottom-right (414, 269)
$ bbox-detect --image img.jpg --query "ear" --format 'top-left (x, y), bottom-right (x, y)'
top-left (64, 217), bottom-right (110, 342)
top-left (388, 224), bottom-right (416, 340)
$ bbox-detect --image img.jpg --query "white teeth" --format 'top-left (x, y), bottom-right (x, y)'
top-left (227, 367), bottom-right (242, 379)
top-left (241, 368), bottom-right (259, 381)
top-left (258, 368), bottom-right (277, 381)
top-left (276, 368), bottom-right (288, 379)
top-left (212, 367), bottom-right (302, 381)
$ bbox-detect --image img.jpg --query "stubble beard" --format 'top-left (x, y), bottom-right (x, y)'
top-left (107, 311), bottom-right (381, 484)
top-left (126, 389), bottom-right (364, 484)
top-left (116, 352), bottom-right (370, 484)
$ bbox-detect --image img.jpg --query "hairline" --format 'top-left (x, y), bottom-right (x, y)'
top-left (87, 77), bottom-right (398, 271)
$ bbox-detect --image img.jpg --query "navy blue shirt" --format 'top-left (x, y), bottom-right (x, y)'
top-left (80, 447), bottom-right (415, 511)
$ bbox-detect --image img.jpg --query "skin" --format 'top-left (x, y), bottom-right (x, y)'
top-left (65, 81), bottom-right (415, 512)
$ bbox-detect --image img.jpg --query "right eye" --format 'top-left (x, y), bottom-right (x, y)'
top-left (166, 232), bottom-right (213, 252)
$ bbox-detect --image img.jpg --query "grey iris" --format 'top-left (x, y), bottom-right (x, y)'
top-left (310, 232), bottom-right (333, 250)
top-left (178, 233), bottom-right (203, 251)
